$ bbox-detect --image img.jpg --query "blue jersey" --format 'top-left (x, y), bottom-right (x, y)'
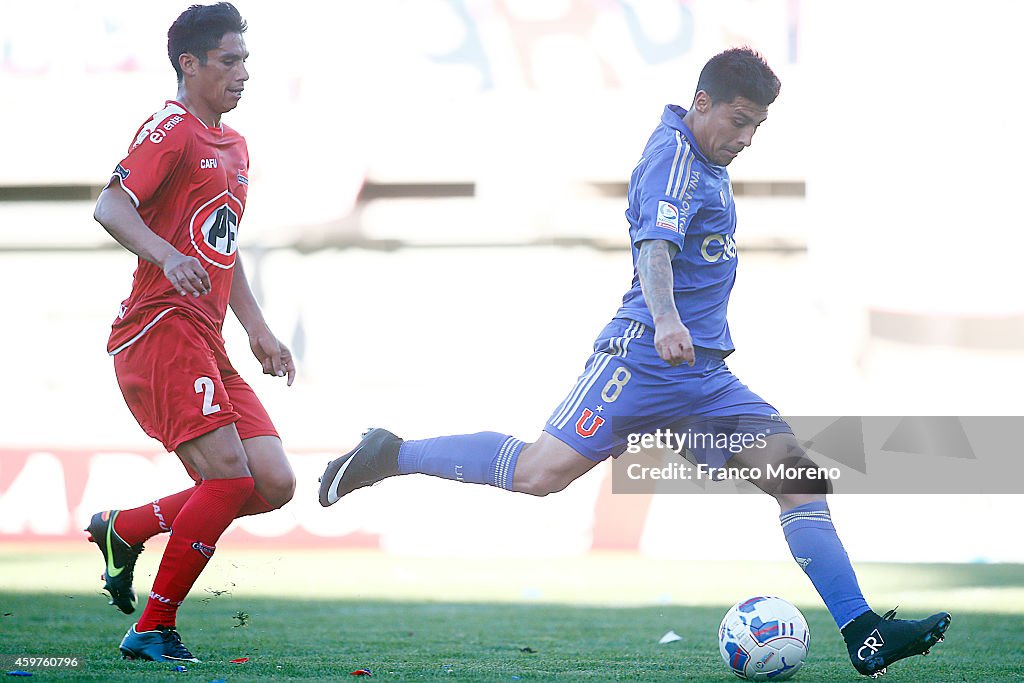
top-left (615, 104), bottom-right (738, 355)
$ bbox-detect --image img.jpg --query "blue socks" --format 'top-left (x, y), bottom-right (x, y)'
top-left (780, 501), bottom-right (872, 629)
top-left (397, 432), bottom-right (524, 491)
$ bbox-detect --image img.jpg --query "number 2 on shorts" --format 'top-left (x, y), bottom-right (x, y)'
top-left (194, 376), bottom-right (222, 416)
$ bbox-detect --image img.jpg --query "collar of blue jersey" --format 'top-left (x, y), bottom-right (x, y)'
top-left (661, 104), bottom-right (719, 170)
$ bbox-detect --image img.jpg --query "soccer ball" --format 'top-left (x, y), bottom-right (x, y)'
top-left (718, 596), bottom-right (810, 681)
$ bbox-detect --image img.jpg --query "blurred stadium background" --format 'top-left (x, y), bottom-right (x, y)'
top-left (2, 0), bottom-right (1023, 599)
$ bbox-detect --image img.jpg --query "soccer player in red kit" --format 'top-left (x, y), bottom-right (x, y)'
top-left (86, 3), bottom-right (295, 662)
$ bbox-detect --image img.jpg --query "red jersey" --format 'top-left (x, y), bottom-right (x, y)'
top-left (107, 100), bottom-right (249, 355)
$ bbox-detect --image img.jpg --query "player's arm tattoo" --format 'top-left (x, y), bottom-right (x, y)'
top-left (637, 239), bottom-right (681, 322)
top-left (634, 240), bottom-right (675, 323)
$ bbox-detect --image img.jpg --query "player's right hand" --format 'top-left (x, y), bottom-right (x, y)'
top-left (163, 252), bottom-right (211, 297)
top-left (654, 318), bottom-right (695, 366)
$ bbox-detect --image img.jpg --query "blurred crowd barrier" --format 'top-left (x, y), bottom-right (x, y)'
top-left (2, 447), bottom-right (1022, 563)
top-left (1, 247), bottom-right (1022, 562)
top-left (1, 0), bottom-right (805, 247)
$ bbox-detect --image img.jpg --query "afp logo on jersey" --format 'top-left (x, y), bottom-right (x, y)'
top-left (189, 190), bottom-right (242, 269)
top-left (201, 204), bottom-right (239, 256)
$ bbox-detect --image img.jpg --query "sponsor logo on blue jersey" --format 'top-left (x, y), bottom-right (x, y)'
top-left (700, 233), bottom-right (737, 263)
top-left (655, 200), bottom-right (679, 231)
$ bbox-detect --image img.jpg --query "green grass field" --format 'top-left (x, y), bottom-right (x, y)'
top-left (1, 548), bottom-right (1022, 681)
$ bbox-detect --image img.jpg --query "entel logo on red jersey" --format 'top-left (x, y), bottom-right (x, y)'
top-left (134, 107), bottom-right (186, 147)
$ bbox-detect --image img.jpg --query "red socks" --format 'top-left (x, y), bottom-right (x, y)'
top-left (112, 485), bottom-right (281, 546)
top-left (112, 487), bottom-right (198, 546)
top-left (236, 489), bottom-right (277, 517)
top-left (135, 477), bottom-right (254, 631)
top-left (115, 478), bottom-right (282, 630)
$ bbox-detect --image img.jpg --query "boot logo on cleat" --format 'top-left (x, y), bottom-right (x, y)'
top-left (858, 629), bottom-right (885, 661)
top-left (325, 447), bottom-right (363, 505)
top-left (106, 524), bottom-right (125, 578)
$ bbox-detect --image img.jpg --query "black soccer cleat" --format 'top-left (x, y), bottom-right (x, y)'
top-left (85, 510), bottom-right (144, 615)
top-left (119, 624), bottom-right (200, 662)
top-left (318, 428), bottom-right (403, 506)
top-left (843, 607), bottom-right (951, 677)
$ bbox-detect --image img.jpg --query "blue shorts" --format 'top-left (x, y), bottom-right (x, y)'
top-left (544, 318), bottom-right (792, 462)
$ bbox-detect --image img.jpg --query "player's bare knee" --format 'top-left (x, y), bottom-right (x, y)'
top-left (516, 476), bottom-right (564, 497)
top-left (775, 491), bottom-right (826, 511)
top-left (512, 468), bottom-right (543, 496)
top-left (763, 454), bottom-right (832, 501)
top-left (205, 460), bottom-right (252, 480)
top-left (542, 476), bottom-right (573, 496)
top-left (745, 435), bottom-right (830, 500)
top-left (512, 464), bottom-right (568, 497)
top-left (261, 471), bottom-right (296, 508)
top-left (280, 472), bottom-right (296, 504)
top-left (512, 437), bottom-right (591, 496)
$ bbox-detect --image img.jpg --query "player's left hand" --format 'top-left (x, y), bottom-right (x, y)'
top-left (248, 328), bottom-right (296, 386)
top-left (653, 316), bottom-right (695, 366)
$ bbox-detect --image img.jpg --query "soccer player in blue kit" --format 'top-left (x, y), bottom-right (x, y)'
top-left (320, 47), bottom-right (950, 677)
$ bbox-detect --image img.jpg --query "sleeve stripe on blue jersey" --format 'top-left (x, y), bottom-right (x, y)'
top-left (664, 130), bottom-right (695, 203)
top-left (672, 144), bottom-right (694, 201)
top-left (664, 131), bottom-right (685, 195)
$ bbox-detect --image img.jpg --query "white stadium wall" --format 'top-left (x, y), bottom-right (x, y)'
top-left (1, 1), bottom-right (1022, 563)
top-left (1, 246), bottom-right (1022, 563)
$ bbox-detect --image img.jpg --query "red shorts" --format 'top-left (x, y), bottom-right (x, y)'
top-left (112, 312), bottom-right (278, 451)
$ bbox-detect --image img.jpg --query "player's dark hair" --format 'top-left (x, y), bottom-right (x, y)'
top-left (695, 47), bottom-right (781, 107)
top-left (167, 2), bottom-right (247, 83)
